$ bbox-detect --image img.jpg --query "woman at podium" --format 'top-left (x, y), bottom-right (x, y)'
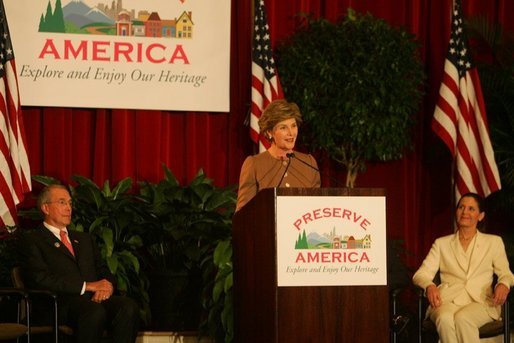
top-left (236, 99), bottom-right (320, 211)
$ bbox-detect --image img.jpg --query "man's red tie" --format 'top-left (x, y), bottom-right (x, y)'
top-left (59, 230), bottom-right (75, 257)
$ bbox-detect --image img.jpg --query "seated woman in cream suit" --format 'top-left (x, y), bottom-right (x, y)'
top-left (413, 192), bottom-right (514, 343)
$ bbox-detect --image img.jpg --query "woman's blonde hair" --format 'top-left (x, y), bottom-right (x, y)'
top-left (258, 99), bottom-right (302, 140)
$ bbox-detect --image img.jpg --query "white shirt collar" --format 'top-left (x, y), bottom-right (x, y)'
top-left (43, 222), bottom-right (68, 240)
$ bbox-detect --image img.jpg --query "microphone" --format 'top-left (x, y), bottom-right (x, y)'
top-left (287, 152), bottom-right (319, 173)
top-left (276, 154), bottom-right (292, 188)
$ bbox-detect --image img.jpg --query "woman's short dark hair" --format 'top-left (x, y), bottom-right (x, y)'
top-left (258, 99), bottom-right (303, 140)
top-left (457, 192), bottom-right (485, 212)
top-left (457, 192), bottom-right (486, 230)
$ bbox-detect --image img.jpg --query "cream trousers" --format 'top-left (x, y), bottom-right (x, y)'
top-left (430, 302), bottom-right (494, 343)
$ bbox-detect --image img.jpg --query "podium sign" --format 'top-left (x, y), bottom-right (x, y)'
top-left (232, 188), bottom-right (389, 343)
top-left (276, 196), bottom-right (386, 286)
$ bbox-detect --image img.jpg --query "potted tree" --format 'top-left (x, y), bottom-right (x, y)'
top-left (276, 9), bottom-right (425, 187)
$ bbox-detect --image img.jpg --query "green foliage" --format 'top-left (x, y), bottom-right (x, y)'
top-left (200, 239), bottom-right (233, 343)
top-left (65, 21), bottom-right (90, 34)
top-left (295, 230), bottom-right (308, 249)
top-left (276, 9), bottom-right (425, 186)
top-left (39, 0), bottom-right (65, 33)
top-left (138, 165), bottom-right (236, 340)
top-left (69, 176), bottom-right (148, 307)
top-left (18, 167), bottom-right (237, 341)
top-left (138, 166), bottom-right (236, 272)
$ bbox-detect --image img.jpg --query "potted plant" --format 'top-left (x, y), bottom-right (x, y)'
top-left (137, 165), bottom-right (236, 339)
top-left (276, 9), bottom-right (425, 187)
top-left (19, 170), bottom-right (236, 340)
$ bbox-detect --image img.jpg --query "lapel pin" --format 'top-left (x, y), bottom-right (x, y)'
top-left (73, 240), bottom-right (79, 243)
top-left (54, 242), bottom-right (61, 248)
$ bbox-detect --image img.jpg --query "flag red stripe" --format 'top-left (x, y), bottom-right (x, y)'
top-left (467, 70), bottom-right (500, 191)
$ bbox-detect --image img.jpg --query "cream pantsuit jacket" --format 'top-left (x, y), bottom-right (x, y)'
top-left (413, 231), bottom-right (514, 319)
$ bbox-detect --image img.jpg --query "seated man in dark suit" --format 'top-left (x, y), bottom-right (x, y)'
top-left (17, 184), bottom-right (139, 343)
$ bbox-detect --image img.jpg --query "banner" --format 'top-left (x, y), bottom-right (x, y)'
top-left (4, 0), bottom-right (231, 112)
top-left (276, 196), bottom-right (387, 287)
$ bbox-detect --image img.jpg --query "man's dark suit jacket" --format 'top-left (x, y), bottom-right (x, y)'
top-left (17, 226), bottom-right (116, 321)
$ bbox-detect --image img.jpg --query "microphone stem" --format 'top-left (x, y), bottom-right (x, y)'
top-left (277, 157), bottom-right (292, 187)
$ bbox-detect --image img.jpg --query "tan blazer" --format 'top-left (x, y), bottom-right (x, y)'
top-left (236, 150), bottom-right (320, 211)
top-left (413, 231), bottom-right (514, 319)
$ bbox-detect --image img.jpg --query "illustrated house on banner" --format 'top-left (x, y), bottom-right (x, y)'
top-left (161, 19), bottom-right (177, 37)
top-left (116, 10), bottom-right (132, 36)
top-left (176, 11), bottom-right (193, 38)
top-left (146, 12), bottom-right (162, 37)
top-left (132, 20), bottom-right (145, 36)
top-left (114, 9), bottom-right (193, 38)
top-left (332, 236), bottom-right (341, 249)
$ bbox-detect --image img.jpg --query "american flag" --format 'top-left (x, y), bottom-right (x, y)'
top-left (0, 1), bottom-right (31, 227)
top-left (432, 0), bottom-right (501, 202)
top-left (250, 0), bottom-right (283, 152)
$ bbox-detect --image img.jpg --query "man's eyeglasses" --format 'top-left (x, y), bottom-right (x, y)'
top-left (46, 200), bottom-right (73, 207)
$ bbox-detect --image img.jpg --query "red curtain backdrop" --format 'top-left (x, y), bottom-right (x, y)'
top-left (20, 0), bottom-right (514, 268)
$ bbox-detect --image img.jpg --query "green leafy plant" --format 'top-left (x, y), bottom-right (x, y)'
top-left (200, 239), bottom-right (233, 343)
top-left (276, 9), bottom-right (425, 187)
top-left (138, 165), bottom-right (236, 340)
top-left (138, 166), bottom-right (236, 272)
top-left (18, 168), bottom-right (237, 341)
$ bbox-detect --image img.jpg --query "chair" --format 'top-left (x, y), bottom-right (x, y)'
top-left (0, 324), bottom-right (28, 341)
top-left (0, 288), bottom-right (29, 341)
top-left (11, 266), bottom-right (74, 343)
top-left (11, 267), bottom-right (110, 343)
top-left (391, 288), bottom-right (410, 343)
top-left (417, 286), bottom-right (511, 343)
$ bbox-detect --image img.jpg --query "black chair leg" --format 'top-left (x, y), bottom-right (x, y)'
top-left (504, 301), bottom-right (510, 343)
top-left (418, 290), bottom-right (423, 343)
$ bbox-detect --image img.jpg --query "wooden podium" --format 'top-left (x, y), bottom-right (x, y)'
top-left (232, 188), bottom-right (389, 343)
